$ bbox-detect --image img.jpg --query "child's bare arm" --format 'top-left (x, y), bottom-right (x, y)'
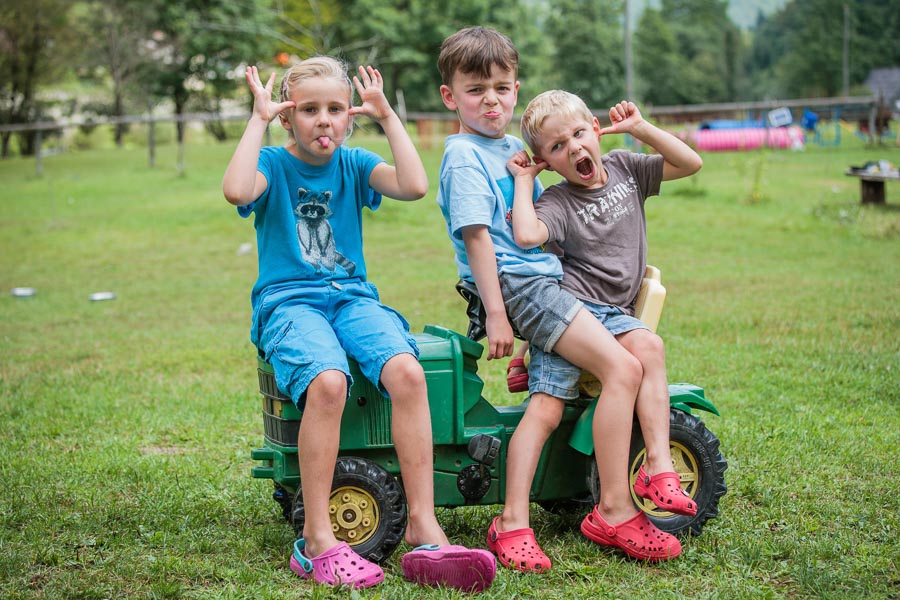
top-left (354, 66), bottom-right (428, 200)
top-left (461, 225), bottom-right (515, 361)
top-left (600, 101), bottom-right (702, 181)
top-left (223, 67), bottom-right (296, 205)
top-left (507, 151), bottom-right (551, 248)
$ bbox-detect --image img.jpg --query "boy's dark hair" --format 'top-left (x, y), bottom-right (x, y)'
top-left (438, 26), bottom-right (518, 85)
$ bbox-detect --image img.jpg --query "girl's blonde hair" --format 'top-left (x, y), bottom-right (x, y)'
top-left (520, 90), bottom-right (594, 152)
top-left (278, 55), bottom-right (355, 139)
top-left (279, 55), bottom-right (353, 103)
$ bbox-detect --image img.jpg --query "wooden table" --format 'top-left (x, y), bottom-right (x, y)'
top-left (845, 168), bottom-right (900, 204)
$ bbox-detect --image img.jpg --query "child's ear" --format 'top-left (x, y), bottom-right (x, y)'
top-left (279, 113), bottom-right (290, 131)
top-left (440, 84), bottom-right (457, 111)
top-left (533, 153), bottom-right (552, 171)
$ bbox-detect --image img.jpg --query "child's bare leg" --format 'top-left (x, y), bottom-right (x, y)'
top-left (552, 309), bottom-right (642, 524)
top-left (297, 369), bottom-right (347, 558)
top-left (617, 329), bottom-right (673, 476)
top-left (380, 353), bottom-right (450, 548)
top-left (498, 392), bottom-right (564, 531)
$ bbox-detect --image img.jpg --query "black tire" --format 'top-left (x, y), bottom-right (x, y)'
top-left (291, 456), bottom-right (407, 564)
top-left (589, 408), bottom-right (727, 536)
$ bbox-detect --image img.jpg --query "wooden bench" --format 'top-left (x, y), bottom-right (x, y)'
top-left (845, 167), bottom-right (900, 204)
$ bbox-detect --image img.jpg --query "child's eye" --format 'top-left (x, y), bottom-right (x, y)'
top-left (574, 129), bottom-right (584, 137)
top-left (551, 143), bottom-right (561, 152)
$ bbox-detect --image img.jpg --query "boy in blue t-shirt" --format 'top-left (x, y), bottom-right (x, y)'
top-left (436, 27), bottom-right (685, 570)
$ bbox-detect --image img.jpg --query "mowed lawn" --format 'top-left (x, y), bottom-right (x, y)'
top-left (0, 125), bottom-right (898, 599)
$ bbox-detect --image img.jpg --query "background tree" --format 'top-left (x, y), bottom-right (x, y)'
top-left (0, 0), bottom-right (75, 157)
top-left (544, 0), bottom-right (624, 111)
top-left (73, 0), bottom-right (159, 147)
top-left (635, 0), bottom-right (741, 105)
top-left (748, 0), bottom-right (900, 99)
top-left (137, 0), bottom-right (276, 144)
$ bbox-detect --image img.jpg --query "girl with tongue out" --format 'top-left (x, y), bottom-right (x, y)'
top-left (223, 57), bottom-right (497, 592)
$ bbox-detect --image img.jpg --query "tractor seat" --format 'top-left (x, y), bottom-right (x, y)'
top-left (455, 279), bottom-right (523, 342)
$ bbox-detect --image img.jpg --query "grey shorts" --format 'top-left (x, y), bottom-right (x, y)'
top-left (500, 274), bottom-right (582, 353)
top-left (529, 301), bottom-right (650, 400)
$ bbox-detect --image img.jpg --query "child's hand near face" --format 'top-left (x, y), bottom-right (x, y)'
top-left (245, 66), bottom-right (296, 123)
top-left (600, 101), bottom-right (645, 136)
top-left (507, 150), bottom-right (548, 179)
top-left (350, 66), bottom-right (393, 122)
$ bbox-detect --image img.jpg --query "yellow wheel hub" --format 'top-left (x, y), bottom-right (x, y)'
top-left (328, 486), bottom-right (379, 545)
top-left (630, 441), bottom-right (699, 517)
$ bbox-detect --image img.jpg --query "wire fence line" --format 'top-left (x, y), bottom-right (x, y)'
top-left (0, 95), bottom-right (882, 176)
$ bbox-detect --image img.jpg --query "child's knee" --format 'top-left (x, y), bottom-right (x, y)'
top-left (307, 369), bottom-right (349, 411)
top-left (528, 393), bottom-right (565, 429)
top-left (615, 352), bottom-right (643, 392)
top-left (382, 353), bottom-right (426, 392)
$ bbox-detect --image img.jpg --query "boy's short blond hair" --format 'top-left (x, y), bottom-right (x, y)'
top-left (280, 55), bottom-right (352, 103)
top-left (520, 90), bottom-right (594, 152)
top-left (437, 26), bottom-right (518, 85)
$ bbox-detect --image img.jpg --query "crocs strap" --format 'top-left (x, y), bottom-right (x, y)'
top-left (411, 544), bottom-right (441, 552)
top-left (292, 539), bottom-right (314, 574)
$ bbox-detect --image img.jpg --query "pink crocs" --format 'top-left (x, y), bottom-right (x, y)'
top-left (401, 544), bottom-right (496, 592)
top-left (290, 539), bottom-right (384, 589)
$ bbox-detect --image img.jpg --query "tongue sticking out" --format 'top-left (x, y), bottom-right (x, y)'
top-left (318, 136), bottom-right (331, 149)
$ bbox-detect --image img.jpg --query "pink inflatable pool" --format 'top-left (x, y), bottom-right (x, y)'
top-left (689, 126), bottom-right (804, 151)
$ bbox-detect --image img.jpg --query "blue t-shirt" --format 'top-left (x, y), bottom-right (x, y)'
top-left (238, 145), bottom-right (384, 340)
top-left (436, 133), bottom-right (562, 281)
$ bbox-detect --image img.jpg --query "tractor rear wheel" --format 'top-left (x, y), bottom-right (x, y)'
top-left (291, 456), bottom-right (407, 564)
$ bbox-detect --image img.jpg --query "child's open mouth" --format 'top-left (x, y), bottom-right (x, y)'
top-left (317, 136), bottom-right (331, 149)
top-left (575, 157), bottom-right (595, 180)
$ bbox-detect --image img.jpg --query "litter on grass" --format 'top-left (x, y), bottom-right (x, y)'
top-left (89, 291), bottom-right (117, 302)
top-left (11, 287), bottom-right (36, 297)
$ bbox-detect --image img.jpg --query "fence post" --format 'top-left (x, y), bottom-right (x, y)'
top-left (35, 130), bottom-right (43, 177)
top-left (148, 106), bottom-right (156, 168)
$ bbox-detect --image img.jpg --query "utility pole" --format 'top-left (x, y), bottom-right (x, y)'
top-left (624, 0), bottom-right (633, 102)
top-left (842, 3), bottom-right (850, 96)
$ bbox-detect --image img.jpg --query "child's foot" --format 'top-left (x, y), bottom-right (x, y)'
top-left (507, 357), bottom-right (528, 393)
top-left (401, 544), bottom-right (496, 592)
top-left (290, 539), bottom-right (384, 588)
top-left (633, 464), bottom-right (697, 516)
top-left (580, 506), bottom-right (681, 561)
top-left (487, 516), bottom-right (551, 573)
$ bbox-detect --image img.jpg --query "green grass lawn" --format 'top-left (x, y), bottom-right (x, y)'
top-left (1, 128), bottom-right (898, 599)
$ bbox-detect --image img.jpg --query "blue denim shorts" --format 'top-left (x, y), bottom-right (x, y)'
top-left (256, 281), bottom-right (418, 409)
top-left (528, 301), bottom-right (649, 400)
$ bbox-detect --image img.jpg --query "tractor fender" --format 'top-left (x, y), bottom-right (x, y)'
top-left (567, 383), bottom-right (719, 455)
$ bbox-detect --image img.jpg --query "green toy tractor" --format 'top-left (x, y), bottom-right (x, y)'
top-left (250, 268), bottom-right (727, 563)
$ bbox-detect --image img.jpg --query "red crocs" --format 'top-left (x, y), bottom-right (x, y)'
top-left (580, 506), bottom-right (681, 562)
top-left (487, 516), bottom-right (552, 573)
top-left (633, 464), bottom-right (697, 516)
top-left (507, 357), bottom-right (529, 393)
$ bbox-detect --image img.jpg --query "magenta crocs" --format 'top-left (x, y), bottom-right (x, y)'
top-left (401, 544), bottom-right (496, 592)
top-left (290, 539), bottom-right (384, 589)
